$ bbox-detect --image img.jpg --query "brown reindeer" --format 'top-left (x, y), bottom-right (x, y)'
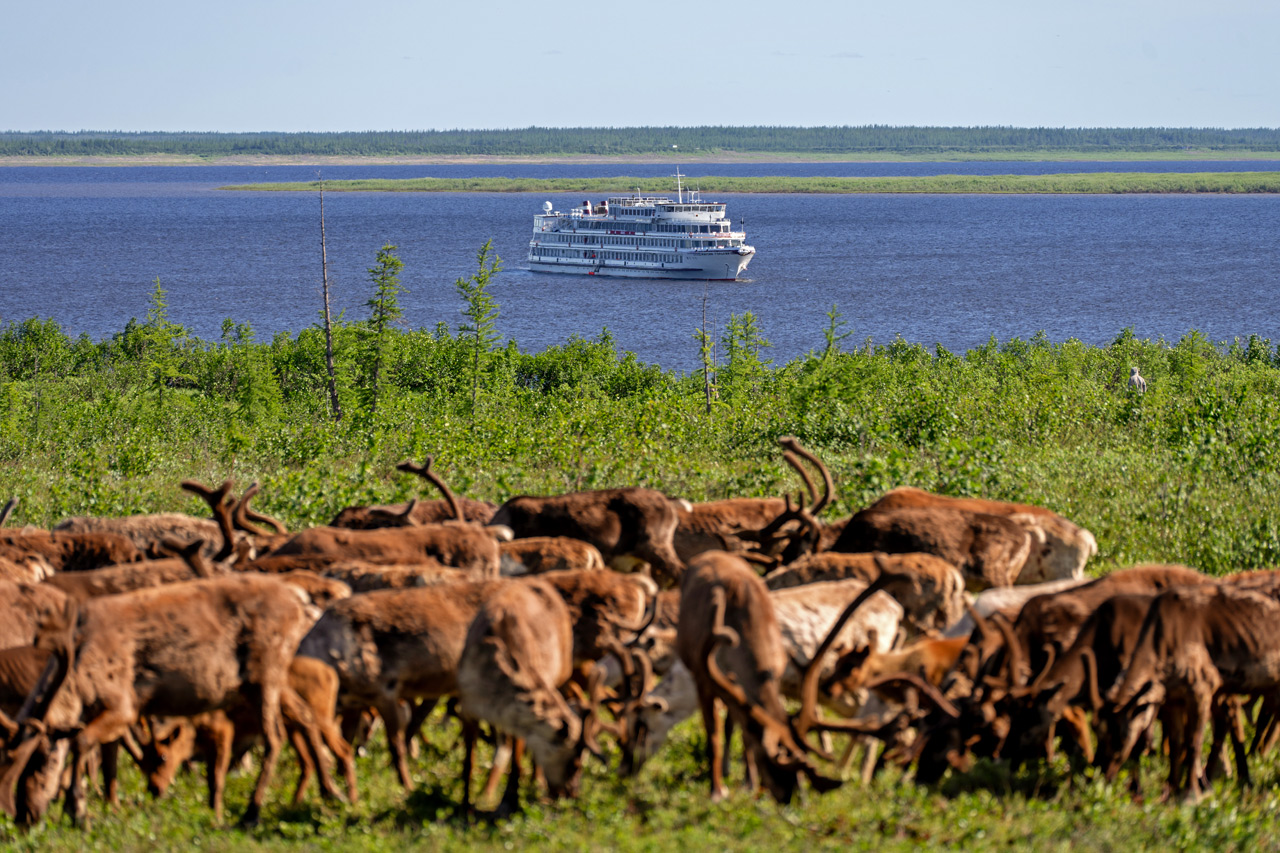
top-left (764, 551), bottom-right (968, 638)
top-left (1002, 592), bottom-right (1156, 771)
top-left (0, 604), bottom-right (79, 827)
top-left (490, 487), bottom-right (685, 586)
top-left (331, 498), bottom-right (498, 529)
top-left (673, 437), bottom-right (838, 567)
top-left (295, 579), bottom-right (509, 789)
top-left (456, 577), bottom-right (604, 816)
top-left (859, 487), bottom-right (1097, 584)
top-left (140, 656), bottom-right (357, 812)
top-left (1100, 584), bottom-right (1280, 803)
top-left (1011, 564), bottom-right (1208, 683)
top-left (44, 539), bottom-right (217, 601)
top-left (831, 502), bottom-right (1034, 591)
top-left (0, 574), bottom-right (311, 826)
top-left (499, 537), bottom-right (606, 575)
top-left (676, 551), bottom-right (840, 803)
top-left (330, 456), bottom-right (498, 530)
top-left (52, 479), bottom-right (238, 562)
top-left (262, 522), bottom-right (504, 576)
top-left (0, 528), bottom-right (142, 573)
top-left (620, 577), bottom-right (903, 777)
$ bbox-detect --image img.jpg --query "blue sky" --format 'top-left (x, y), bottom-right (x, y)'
top-left (4, 0), bottom-right (1276, 131)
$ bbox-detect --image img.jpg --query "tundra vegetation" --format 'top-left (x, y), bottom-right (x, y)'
top-left (5, 126), bottom-right (1280, 159)
top-left (5, 269), bottom-right (1280, 845)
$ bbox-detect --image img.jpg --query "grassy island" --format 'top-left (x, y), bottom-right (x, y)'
top-left (219, 172), bottom-right (1280, 194)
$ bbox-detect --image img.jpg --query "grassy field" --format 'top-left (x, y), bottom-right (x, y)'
top-left (5, 706), bottom-right (1280, 851)
top-left (6, 308), bottom-right (1280, 848)
top-left (218, 172), bottom-right (1280, 194)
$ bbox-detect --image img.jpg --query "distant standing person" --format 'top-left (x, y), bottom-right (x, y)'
top-left (1128, 366), bottom-right (1147, 393)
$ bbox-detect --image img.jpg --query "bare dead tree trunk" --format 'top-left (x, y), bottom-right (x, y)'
top-left (701, 283), bottom-right (714, 415)
top-left (319, 174), bottom-right (342, 421)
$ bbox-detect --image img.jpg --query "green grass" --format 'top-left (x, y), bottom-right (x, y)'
top-left (7, 312), bottom-right (1280, 846)
top-left (218, 172), bottom-right (1280, 194)
top-left (5, 708), bottom-right (1280, 851)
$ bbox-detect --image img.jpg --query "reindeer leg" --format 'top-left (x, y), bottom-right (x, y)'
top-left (697, 685), bottom-right (729, 801)
top-left (281, 687), bottom-right (344, 803)
top-left (64, 738), bottom-right (89, 828)
top-left (242, 684), bottom-right (285, 827)
top-left (288, 726), bottom-right (315, 806)
top-left (860, 739), bottom-right (881, 785)
top-left (482, 733), bottom-right (513, 803)
top-left (206, 716), bottom-right (235, 823)
top-left (100, 740), bottom-right (121, 808)
top-left (459, 718), bottom-right (478, 819)
top-left (1229, 697), bottom-right (1252, 788)
top-left (376, 696), bottom-right (414, 789)
top-left (496, 737), bottom-right (524, 819)
top-left (722, 711), bottom-right (736, 786)
top-left (1184, 691), bottom-right (1213, 804)
top-left (316, 714), bottom-right (358, 804)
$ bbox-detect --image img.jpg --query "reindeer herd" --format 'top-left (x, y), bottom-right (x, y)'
top-left (0, 436), bottom-right (1275, 833)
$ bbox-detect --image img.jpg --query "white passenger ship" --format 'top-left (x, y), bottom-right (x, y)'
top-left (527, 170), bottom-right (755, 280)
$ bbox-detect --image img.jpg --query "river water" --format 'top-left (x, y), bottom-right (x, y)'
top-left (1, 161), bottom-right (1277, 371)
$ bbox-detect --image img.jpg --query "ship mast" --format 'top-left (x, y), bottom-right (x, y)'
top-left (674, 167), bottom-right (684, 204)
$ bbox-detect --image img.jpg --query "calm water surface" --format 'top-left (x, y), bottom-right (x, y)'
top-left (1, 163), bottom-right (1277, 371)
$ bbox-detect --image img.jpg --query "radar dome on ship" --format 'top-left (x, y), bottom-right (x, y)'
top-left (543, 201), bottom-right (553, 213)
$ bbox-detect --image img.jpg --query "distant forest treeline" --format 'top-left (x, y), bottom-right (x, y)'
top-left (4, 126), bottom-right (1280, 157)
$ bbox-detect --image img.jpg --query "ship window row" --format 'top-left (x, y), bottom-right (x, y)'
top-left (539, 235), bottom-right (694, 248)
top-left (559, 220), bottom-right (730, 234)
top-left (656, 223), bottom-right (730, 234)
top-left (550, 224), bottom-right (729, 236)
top-left (531, 247), bottom-right (682, 264)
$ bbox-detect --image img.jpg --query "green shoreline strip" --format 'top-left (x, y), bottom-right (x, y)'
top-left (218, 171), bottom-right (1280, 194)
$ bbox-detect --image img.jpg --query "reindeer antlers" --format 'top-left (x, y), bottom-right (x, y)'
top-left (397, 456), bottom-right (463, 522)
top-left (233, 482), bottom-right (288, 535)
top-left (779, 436), bottom-right (835, 516)
top-left (755, 437), bottom-right (835, 562)
top-left (181, 480), bottom-right (237, 562)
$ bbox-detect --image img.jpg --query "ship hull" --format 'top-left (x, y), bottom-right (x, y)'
top-left (528, 249), bottom-right (754, 280)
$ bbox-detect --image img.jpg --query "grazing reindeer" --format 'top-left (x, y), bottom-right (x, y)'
top-left (676, 551), bottom-right (840, 803)
top-left (0, 575), bottom-right (311, 826)
top-left (295, 579), bottom-right (508, 789)
top-left (849, 487), bottom-right (1097, 585)
top-left (1100, 584), bottom-right (1280, 803)
top-left (491, 487), bottom-right (686, 586)
top-left (620, 577), bottom-right (902, 777)
top-left (674, 437), bottom-right (837, 567)
top-left (456, 577), bottom-right (604, 816)
top-left (139, 656), bottom-right (357, 811)
top-left (52, 479), bottom-right (238, 562)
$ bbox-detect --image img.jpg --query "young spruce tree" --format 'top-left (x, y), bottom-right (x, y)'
top-left (455, 240), bottom-right (502, 412)
top-left (359, 243), bottom-right (406, 420)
